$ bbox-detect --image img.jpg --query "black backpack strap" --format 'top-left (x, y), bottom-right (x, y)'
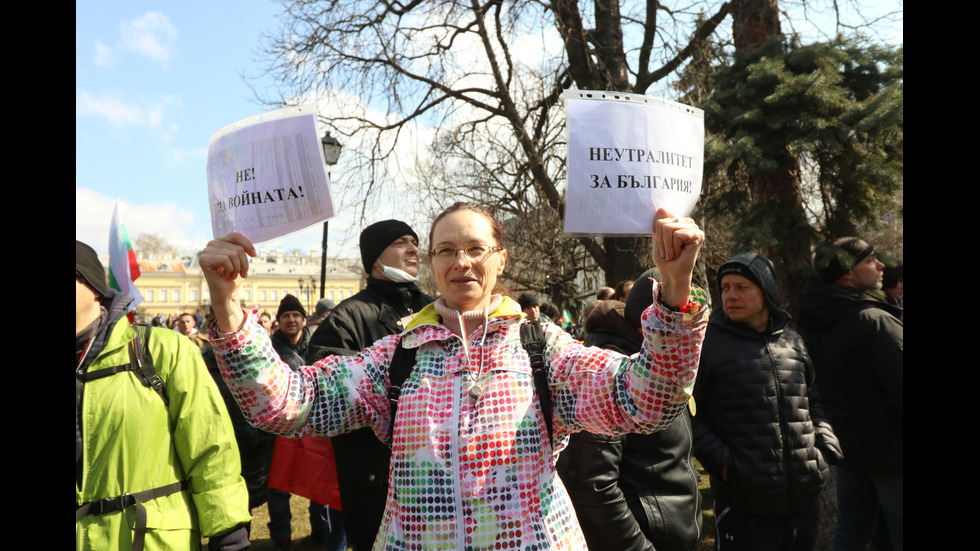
top-left (386, 339), bottom-right (417, 443)
top-left (78, 363), bottom-right (132, 381)
top-left (520, 321), bottom-right (553, 447)
top-left (76, 480), bottom-right (189, 551)
top-left (76, 324), bottom-right (168, 406)
top-left (131, 324), bottom-right (168, 406)
top-left (384, 325), bottom-right (553, 447)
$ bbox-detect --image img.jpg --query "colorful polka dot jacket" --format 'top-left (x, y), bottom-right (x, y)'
top-left (210, 280), bottom-right (708, 550)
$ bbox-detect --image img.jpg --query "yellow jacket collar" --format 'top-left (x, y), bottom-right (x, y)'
top-left (406, 295), bottom-right (523, 331)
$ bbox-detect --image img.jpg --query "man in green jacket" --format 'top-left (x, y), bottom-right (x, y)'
top-left (75, 240), bottom-right (251, 550)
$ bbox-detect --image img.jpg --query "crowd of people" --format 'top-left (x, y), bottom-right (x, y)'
top-left (77, 202), bottom-right (902, 551)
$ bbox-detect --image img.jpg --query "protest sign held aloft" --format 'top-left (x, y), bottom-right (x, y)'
top-left (564, 91), bottom-right (703, 235)
top-left (207, 105), bottom-right (335, 243)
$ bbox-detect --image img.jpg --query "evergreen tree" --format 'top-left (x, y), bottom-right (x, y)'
top-left (704, 36), bottom-right (903, 301)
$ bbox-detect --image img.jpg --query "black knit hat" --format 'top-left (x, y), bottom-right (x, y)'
top-left (624, 268), bottom-right (660, 329)
top-left (359, 220), bottom-right (418, 274)
top-left (277, 293), bottom-right (307, 319)
top-left (717, 252), bottom-right (779, 310)
top-left (814, 237), bottom-right (874, 282)
top-left (517, 292), bottom-right (540, 309)
top-left (76, 240), bottom-right (107, 296)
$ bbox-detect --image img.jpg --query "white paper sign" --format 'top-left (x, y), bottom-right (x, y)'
top-left (564, 91), bottom-right (703, 235)
top-left (207, 105), bottom-right (335, 243)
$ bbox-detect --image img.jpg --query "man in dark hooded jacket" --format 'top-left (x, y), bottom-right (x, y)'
top-left (693, 253), bottom-right (842, 551)
top-left (793, 238), bottom-right (903, 551)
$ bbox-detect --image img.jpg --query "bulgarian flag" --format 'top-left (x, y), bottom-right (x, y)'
top-left (560, 309), bottom-right (572, 328)
top-left (109, 200), bottom-right (144, 313)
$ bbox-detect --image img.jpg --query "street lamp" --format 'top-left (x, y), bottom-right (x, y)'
top-left (298, 276), bottom-right (318, 313)
top-left (322, 132), bottom-right (343, 165)
top-left (320, 131), bottom-right (343, 299)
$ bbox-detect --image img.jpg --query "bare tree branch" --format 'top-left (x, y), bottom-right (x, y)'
top-left (252, 0), bottom-right (900, 296)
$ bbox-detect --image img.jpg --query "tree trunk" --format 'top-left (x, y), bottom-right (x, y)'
top-left (729, 0), bottom-right (809, 301)
top-left (602, 236), bottom-right (649, 287)
top-left (751, 165), bottom-right (812, 305)
top-left (730, 3), bottom-right (835, 541)
top-left (731, 0), bottom-right (781, 53)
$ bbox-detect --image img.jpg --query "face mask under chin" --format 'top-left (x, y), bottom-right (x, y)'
top-left (378, 263), bottom-right (419, 283)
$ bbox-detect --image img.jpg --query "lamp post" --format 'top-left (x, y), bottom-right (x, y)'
top-left (320, 131), bottom-right (343, 299)
top-left (298, 276), bottom-right (318, 313)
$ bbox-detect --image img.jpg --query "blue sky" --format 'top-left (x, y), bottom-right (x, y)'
top-left (76, 1), bottom-right (339, 256)
top-left (77, 1), bottom-right (901, 258)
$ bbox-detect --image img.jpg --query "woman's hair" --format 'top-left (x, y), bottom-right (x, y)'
top-left (428, 202), bottom-right (508, 250)
top-left (540, 301), bottom-right (560, 320)
top-left (611, 279), bottom-right (635, 301)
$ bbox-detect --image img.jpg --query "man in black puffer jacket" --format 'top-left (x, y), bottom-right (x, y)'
top-left (557, 269), bottom-right (703, 551)
top-left (693, 253), bottom-right (842, 551)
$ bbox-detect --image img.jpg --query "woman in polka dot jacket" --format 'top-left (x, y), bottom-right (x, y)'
top-left (201, 203), bottom-right (709, 550)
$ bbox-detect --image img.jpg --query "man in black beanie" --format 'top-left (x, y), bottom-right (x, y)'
top-left (305, 219), bottom-right (434, 551)
top-left (307, 219), bottom-right (433, 359)
top-left (692, 252), bottom-right (842, 551)
top-left (517, 291), bottom-right (542, 321)
top-left (274, 293), bottom-right (309, 349)
top-left (794, 238), bottom-right (903, 551)
top-left (266, 293), bottom-right (341, 551)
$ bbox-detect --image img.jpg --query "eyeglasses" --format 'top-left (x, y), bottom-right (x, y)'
top-left (428, 244), bottom-right (504, 261)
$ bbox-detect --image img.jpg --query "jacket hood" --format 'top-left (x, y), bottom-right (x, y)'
top-left (100, 288), bottom-right (134, 329)
top-left (709, 305), bottom-right (789, 339)
top-left (793, 276), bottom-right (901, 332)
top-left (713, 253), bottom-right (791, 335)
top-left (717, 252), bottom-right (786, 318)
top-left (79, 288), bottom-right (134, 374)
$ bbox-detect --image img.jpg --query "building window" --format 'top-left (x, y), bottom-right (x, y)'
top-left (271, 290), bottom-right (278, 301)
top-left (190, 289), bottom-right (199, 302)
top-left (173, 289), bottom-right (181, 302)
top-left (145, 289), bottom-right (155, 302)
top-left (243, 289), bottom-right (252, 301)
top-left (260, 289), bottom-right (268, 301)
top-left (159, 289), bottom-right (168, 303)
